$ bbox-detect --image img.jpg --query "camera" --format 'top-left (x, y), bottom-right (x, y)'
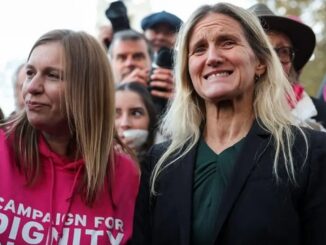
top-left (149, 47), bottom-right (174, 93)
top-left (105, 1), bottom-right (130, 33)
top-left (153, 47), bottom-right (174, 70)
top-left (148, 47), bottom-right (174, 113)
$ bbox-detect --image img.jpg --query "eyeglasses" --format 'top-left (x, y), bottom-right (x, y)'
top-left (274, 47), bottom-right (295, 63)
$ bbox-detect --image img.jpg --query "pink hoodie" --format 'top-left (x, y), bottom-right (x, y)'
top-left (0, 129), bottom-right (140, 244)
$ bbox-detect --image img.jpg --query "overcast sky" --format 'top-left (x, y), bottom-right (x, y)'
top-left (0, 0), bottom-right (255, 116)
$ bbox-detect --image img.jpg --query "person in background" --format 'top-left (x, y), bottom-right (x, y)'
top-left (115, 82), bottom-right (158, 163)
top-left (12, 63), bottom-right (26, 112)
top-left (109, 29), bottom-right (174, 114)
top-left (249, 3), bottom-right (326, 130)
top-left (320, 75), bottom-right (326, 101)
top-left (0, 29), bottom-right (139, 244)
top-left (141, 11), bottom-right (183, 53)
top-left (97, 24), bottom-right (113, 51)
top-left (0, 108), bottom-right (4, 120)
top-left (98, 1), bottom-right (130, 52)
top-left (109, 29), bottom-right (152, 86)
top-left (1, 63), bottom-right (26, 121)
top-left (317, 74), bottom-right (326, 101)
top-left (140, 11), bottom-right (182, 115)
top-left (105, 0), bottom-right (130, 33)
top-left (132, 3), bottom-right (326, 244)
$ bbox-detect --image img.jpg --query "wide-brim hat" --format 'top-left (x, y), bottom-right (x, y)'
top-left (141, 11), bottom-right (183, 33)
top-left (248, 3), bottom-right (316, 71)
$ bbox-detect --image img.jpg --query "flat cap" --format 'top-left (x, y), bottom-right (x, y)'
top-left (141, 11), bottom-right (182, 33)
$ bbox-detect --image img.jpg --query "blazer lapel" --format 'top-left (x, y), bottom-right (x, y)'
top-left (214, 120), bottom-right (271, 242)
top-left (169, 144), bottom-right (198, 245)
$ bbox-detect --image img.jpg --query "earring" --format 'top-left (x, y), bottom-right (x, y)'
top-left (254, 74), bottom-right (261, 82)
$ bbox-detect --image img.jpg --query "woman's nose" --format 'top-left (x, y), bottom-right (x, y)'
top-left (119, 113), bottom-right (132, 129)
top-left (26, 75), bottom-right (44, 94)
top-left (206, 47), bottom-right (223, 66)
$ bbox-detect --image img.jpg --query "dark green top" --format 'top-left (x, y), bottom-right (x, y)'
top-left (192, 137), bottom-right (245, 245)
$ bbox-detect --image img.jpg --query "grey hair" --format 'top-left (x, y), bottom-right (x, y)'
top-left (108, 29), bottom-right (153, 60)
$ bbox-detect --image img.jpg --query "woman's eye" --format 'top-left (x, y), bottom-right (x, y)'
top-left (48, 73), bottom-right (60, 80)
top-left (193, 46), bottom-right (206, 54)
top-left (26, 69), bottom-right (34, 78)
top-left (195, 47), bottom-right (205, 53)
top-left (131, 109), bottom-right (144, 117)
top-left (133, 111), bottom-right (142, 117)
top-left (222, 40), bottom-right (235, 48)
top-left (115, 109), bottom-right (121, 118)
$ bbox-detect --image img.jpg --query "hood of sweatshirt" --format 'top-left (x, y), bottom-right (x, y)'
top-left (38, 134), bottom-right (84, 170)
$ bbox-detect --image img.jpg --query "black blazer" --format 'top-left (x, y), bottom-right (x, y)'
top-left (132, 121), bottom-right (326, 245)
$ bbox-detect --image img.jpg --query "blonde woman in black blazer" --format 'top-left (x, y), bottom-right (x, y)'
top-left (132, 3), bottom-right (326, 245)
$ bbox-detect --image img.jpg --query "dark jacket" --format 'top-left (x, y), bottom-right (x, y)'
top-left (311, 96), bottom-right (326, 127)
top-left (132, 121), bottom-right (326, 245)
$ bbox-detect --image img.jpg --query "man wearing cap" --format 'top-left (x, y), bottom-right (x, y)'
top-left (138, 11), bottom-right (182, 117)
top-left (141, 11), bottom-right (182, 53)
top-left (249, 3), bottom-right (326, 129)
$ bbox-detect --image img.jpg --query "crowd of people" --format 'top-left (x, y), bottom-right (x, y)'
top-left (1, 1), bottom-right (326, 244)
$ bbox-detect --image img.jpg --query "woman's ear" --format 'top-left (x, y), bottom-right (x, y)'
top-left (255, 62), bottom-right (267, 76)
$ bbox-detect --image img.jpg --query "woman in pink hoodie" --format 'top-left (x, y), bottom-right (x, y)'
top-left (0, 29), bottom-right (139, 244)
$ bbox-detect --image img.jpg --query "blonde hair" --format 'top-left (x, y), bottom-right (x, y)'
top-left (2, 29), bottom-right (116, 204)
top-left (151, 3), bottom-right (307, 194)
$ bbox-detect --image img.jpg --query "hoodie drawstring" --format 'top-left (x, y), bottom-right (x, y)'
top-left (48, 158), bottom-right (55, 245)
top-left (47, 157), bottom-right (83, 245)
top-left (56, 164), bottom-right (83, 242)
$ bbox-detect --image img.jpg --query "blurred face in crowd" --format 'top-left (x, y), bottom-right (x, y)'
top-left (23, 42), bottom-right (68, 135)
top-left (115, 90), bottom-right (150, 145)
top-left (98, 25), bottom-right (113, 50)
top-left (144, 23), bottom-right (177, 52)
top-left (110, 39), bottom-right (151, 83)
top-left (15, 65), bottom-right (26, 110)
top-left (267, 31), bottom-right (294, 77)
top-left (188, 13), bottom-right (264, 104)
top-left (115, 90), bottom-right (150, 132)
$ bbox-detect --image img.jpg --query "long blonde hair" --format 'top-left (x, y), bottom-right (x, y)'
top-left (2, 30), bottom-right (116, 205)
top-left (151, 3), bottom-right (307, 194)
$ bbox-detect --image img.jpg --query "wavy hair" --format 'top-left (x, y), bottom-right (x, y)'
top-left (2, 29), bottom-right (117, 205)
top-left (151, 3), bottom-right (307, 194)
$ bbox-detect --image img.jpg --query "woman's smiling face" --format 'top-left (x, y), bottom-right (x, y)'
top-left (188, 13), bottom-right (263, 103)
